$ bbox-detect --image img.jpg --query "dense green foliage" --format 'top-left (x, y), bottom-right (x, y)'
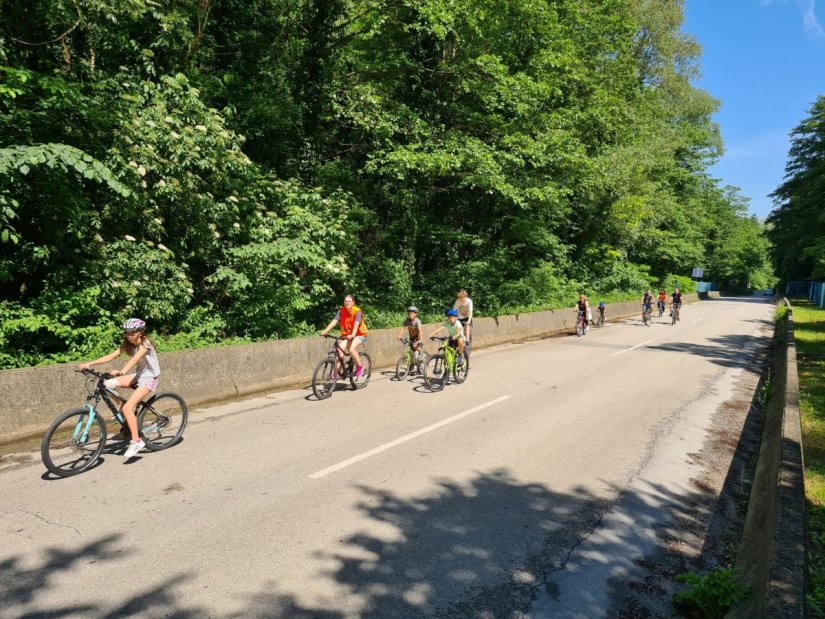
top-left (769, 95), bottom-right (825, 282)
top-left (0, 0), bottom-right (773, 368)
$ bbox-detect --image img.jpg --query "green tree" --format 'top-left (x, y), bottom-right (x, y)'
top-left (768, 95), bottom-right (825, 280)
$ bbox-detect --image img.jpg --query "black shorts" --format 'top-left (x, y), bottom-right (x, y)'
top-left (458, 317), bottom-right (471, 326)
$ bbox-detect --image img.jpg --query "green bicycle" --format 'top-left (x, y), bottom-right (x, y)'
top-left (424, 336), bottom-right (469, 392)
top-left (395, 338), bottom-right (429, 381)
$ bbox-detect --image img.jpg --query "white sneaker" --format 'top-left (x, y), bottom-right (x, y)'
top-left (123, 440), bottom-right (145, 460)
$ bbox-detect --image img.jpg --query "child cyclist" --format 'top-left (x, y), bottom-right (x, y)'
top-left (657, 288), bottom-right (667, 315)
top-left (397, 306), bottom-right (424, 352)
top-left (78, 318), bottom-right (160, 460)
top-left (320, 294), bottom-right (368, 378)
top-left (428, 309), bottom-right (466, 366)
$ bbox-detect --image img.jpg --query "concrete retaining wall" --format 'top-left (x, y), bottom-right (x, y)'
top-left (728, 298), bottom-right (806, 618)
top-left (0, 294), bottom-right (698, 443)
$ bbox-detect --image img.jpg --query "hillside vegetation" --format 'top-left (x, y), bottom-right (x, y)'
top-left (0, 0), bottom-right (772, 368)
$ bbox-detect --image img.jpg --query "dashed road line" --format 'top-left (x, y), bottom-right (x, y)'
top-left (309, 395), bottom-right (510, 479)
top-left (610, 339), bottom-right (655, 357)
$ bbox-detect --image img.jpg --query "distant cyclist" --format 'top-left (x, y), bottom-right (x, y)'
top-left (320, 294), bottom-right (368, 378)
top-left (429, 308), bottom-right (466, 366)
top-left (670, 288), bottom-right (683, 319)
top-left (397, 305), bottom-right (424, 352)
top-left (597, 301), bottom-right (606, 323)
top-left (641, 289), bottom-right (653, 322)
top-left (454, 289), bottom-right (473, 342)
top-left (657, 289), bottom-right (667, 315)
top-left (574, 294), bottom-right (590, 332)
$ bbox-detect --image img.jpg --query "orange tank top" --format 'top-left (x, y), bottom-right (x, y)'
top-left (339, 305), bottom-right (368, 337)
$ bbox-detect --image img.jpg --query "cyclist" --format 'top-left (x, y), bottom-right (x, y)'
top-left (429, 308), bottom-right (466, 366)
top-left (670, 288), bottom-right (683, 320)
top-left (321, 294), bottom-right (368, 378)
top-left (641, 289), bottom-right (653, 322)
top-left (657, 289), bottom-right (667, 315)
top-left (77, 318), bottom-right (159, 460)
top-left (574, 294), bottom-right (590, 332)
top-left (454, 290), bottom-right (473, 342)
top-left (397, 305), bottom-right (424, 353)
top-left (597, 301), bottom-right (606, 323)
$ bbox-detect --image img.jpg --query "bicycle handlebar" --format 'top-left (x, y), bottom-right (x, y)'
top-left (429, 336), bottom-right (449, 341)
top-left (76, 368), bottom-right (114, 380)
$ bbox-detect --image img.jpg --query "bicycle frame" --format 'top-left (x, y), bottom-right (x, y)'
top-left (441, 340), bottom-right (458, 372)
top-left (324, 335), bottom-right (357, 377)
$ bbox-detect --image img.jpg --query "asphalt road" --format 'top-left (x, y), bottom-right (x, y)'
top-left (0, 296), bottom-right (775, 618)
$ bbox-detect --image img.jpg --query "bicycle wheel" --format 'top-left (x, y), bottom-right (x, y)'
top-left (395, 353), bottom-right (412, 381)
top-left (137, 392), bottom-right (188, 452)
top-left (644, 312), bottom-right (651, 327)
top-left (454, 351), bottom-right (470, 384)
top-left (312, 358), bottom-right (337, 399)
top-left (576, 320), bottom-right (584, 337)
top-left (424, 353), bottom-right (448, 392)
top-left (350, 353), bottom-right (372, 390)
top-left (672, 309), bottom-right (678, 325)
top-left (599, 314), bottom-right (605, 326)
top-left (41, 408), bottom-right (107, 478)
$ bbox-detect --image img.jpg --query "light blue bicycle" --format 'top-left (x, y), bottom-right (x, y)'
top-left (41, 368), bottom-right (188, 477)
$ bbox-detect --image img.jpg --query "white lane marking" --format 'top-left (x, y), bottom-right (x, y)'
top-left (309, 395), bottom-right (510, 479)
top-left (610, 339), bottom-right (655, 357)
top-left (690, 317), bottom-right (703, 324)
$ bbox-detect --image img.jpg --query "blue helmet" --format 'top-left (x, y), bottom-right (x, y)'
top-left (445, 308), bottom-right (459, 317)
top-left (598, 301), bottom-right (605, 307)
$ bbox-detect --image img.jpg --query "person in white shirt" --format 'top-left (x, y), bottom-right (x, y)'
top-left (454, 289), bottom-right (474, 342)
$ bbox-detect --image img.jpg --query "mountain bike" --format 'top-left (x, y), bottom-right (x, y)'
top-left (424, 336), bottom-right (469, 392)
top-left (596, 307), bottom-right (606, 326)
top-left (41, 368), bottom-right (188, 478)
top-left (312, 334), bottom-right (373, 399)
top-left (575, 310), bottom-right (588, 337)
top-left (642, 303), bottom-right (652, 327)
top-left (395, 338), bottom-right (428, 381)
top-left (671, 303), bottom-right (681, 326)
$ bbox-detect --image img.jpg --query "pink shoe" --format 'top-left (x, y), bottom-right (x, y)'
top-left (355, 364), bottom-right (365, 378)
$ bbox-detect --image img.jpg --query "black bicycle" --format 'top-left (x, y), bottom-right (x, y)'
top-left (575, 310), bottom-right (588, 337)
top-left (671, 302), bottom-right (681, 325)
top-left (312, 334), bottom-right (373, 399)
top-left (642, 303), bottom-right (652, 327)
top-left (41, 368), bottom-right (188, 477)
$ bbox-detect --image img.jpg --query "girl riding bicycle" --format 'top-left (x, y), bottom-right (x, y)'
top-left (574, 294), bottom-right (591, 332)
top-left (321, 295), bottom-right (368, 378)
top-left (78, 318), bottom-right (160, 460)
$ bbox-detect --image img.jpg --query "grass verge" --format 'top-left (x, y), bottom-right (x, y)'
top-left (788, 299), bottom-right (825, 617)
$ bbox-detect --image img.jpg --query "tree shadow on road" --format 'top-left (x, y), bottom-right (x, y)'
top-left (648, 333), bottom-right (770, 370)
top-left (3, 456), bottom-right (762, 617)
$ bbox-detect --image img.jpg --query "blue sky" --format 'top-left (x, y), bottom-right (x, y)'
top-left (683, 0), bottom-right (825, 218)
